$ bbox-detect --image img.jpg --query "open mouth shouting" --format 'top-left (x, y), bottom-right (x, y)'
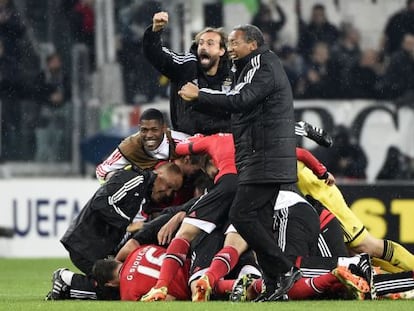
top-left (199, 51), bottom-right (212, 67)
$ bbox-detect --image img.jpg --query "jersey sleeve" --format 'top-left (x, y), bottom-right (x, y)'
top-left (175, 135), bottom-right (208, 155)
top-left (97, 171), bottom-right (147, 228)
top-left (143, 26), bottom-right (197, 82)
top-left (95, 149), bottom-right (131, 184)
top-left (296, 147), bottom-right (328, 179)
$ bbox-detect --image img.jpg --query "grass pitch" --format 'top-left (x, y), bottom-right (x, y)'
top-left (1, 258), bottom-right (413, 311)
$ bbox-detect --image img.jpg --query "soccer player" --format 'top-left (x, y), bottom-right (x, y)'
top-left (93, 232), bottom-right (261, 301)
top-left (96, 108), bottom-right (191, 184)
top-left (94, 244), bottom-right (191, 301)
top-left (45, 162), bottom-right (183, 300)
top-left (140, 133), bottom-right (239, 302)
top-left (296, 147), bottom-right (414, 272)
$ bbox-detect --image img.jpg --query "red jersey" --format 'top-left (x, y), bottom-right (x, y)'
top-left (119, 245), bottom-right (190, 301)
top-left (296, 147), bottom-right (328, 178)
top-left (175, 133), bottom-right (237, 183)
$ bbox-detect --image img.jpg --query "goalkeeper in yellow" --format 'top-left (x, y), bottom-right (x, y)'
top-left (296, 146), bottom-right (414, 272)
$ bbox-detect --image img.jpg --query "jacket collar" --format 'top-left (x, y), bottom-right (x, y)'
top-left (234, 45), bottom-right (270, 70)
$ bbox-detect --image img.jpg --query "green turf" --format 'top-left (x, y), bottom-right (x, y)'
top-left (1, 258), bottom-right (413, 311)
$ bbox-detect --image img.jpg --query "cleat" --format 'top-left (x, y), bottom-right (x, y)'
top-left (140, 286), bottom-right (168, 302)
top-left (254, 267), bottom-right (302, 302)
top-left (333, 266), bottom-right (369, 300)
top-left (349, 253), bottom-right (375, 299)
top-left (192, 275), bottom-right (212, 302)
top-left (45, 268), bottom-right (70, 301)
top-left (267, 267), bottom-right (302, 301)
top-left (44, 291), bottom-right (53, 301)
top-left (295, 121), bottom-right (333, 148)
top-left (229, 274), bottom-right (256, 302)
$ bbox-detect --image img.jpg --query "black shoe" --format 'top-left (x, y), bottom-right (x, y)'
top-left (45, 268), bottom-right (70, 301)
top-left (295, 121), bottom-right (333, 148)
top-left (254, 292), bottom-right (288, 302)
top-left (349, 253), bottom-right (375, 300)
top-left (254, 267), bottom-right (302, 302)
top-left (267, 267), bottom-right (302, 301)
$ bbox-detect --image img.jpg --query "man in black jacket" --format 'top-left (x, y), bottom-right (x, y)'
top-left (178, 24), bottom-right (301, 302)
top-left (45, 162), bottom-right (183, 300)
top-left (143, 11), bottom-right (232, 135)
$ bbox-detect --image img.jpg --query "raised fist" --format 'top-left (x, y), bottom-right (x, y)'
top-left (152, 11), bottom-right (169, 32)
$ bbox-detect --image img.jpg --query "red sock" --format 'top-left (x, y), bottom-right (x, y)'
top-left (248, 278), bottom-right (263, 300)
top-left (205, 246), bottom-right (239, 288)
top-left (214, 279), bottom-right (235, 295)
top-left (155, 237), bottom-right (190, 288)
top-left (312, 272), bottom-right (340, 290)
top-left (288, 273), bottom-right (338, 300)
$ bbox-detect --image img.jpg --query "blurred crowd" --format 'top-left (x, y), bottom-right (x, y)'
top-left (255, 0), bottom-right (414, 101)
top-left (0, 0), bottom-right (413, 181)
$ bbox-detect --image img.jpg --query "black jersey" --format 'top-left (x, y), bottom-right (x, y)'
top-left (61, 169), bottom-right (155, 265)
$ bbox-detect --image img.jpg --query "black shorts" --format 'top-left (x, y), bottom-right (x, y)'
top-left (131, 212), bottom-right (176, 245)
top-left (184, 174), bottom-right (237, 234)
top-left (274, 201), bottom-right (320, 262)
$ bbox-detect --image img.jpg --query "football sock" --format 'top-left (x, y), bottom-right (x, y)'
top-left (288, 274), bottom-right (338, 299)
top-left (251, 278), bottom-right (263, 295)
top-left (205, 246), bottom-right (239, 288)
top-left (214, 279), bottom-right (234, 295)
top-left (373, 258), bottom-right (403, 273)
top-left (155, 237), bottom-right (190, 288)
top-left (382, 240), bottom-right (414, 271)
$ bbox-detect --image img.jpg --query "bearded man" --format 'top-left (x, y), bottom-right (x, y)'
top-left (143, 11), bottom-right (232, 135)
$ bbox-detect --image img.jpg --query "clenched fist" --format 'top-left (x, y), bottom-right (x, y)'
top-left (178, 82), bottom-right (200, 101)
top-left (152, 11), bottom-right (168, 32)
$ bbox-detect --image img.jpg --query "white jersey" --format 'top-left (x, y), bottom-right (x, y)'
top-left (96, 130), bottom-right (189, 183)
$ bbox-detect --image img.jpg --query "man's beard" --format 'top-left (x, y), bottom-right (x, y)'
top-left (200, 55), bottom-right (220, 73)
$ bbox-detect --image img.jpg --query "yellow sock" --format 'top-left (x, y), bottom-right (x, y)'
top-left (372, 257), bottom-right (403, 273)
top-left (381, 240), bottom-right (414, 271)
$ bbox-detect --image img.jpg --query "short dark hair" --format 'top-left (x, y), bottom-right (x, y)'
top-left (188, 153), bottom-right (205, 166)
top-left (233, 24), bottom-right (265, 47)
top-left (194, 171), bottom-right (214, 192)
top-left (92, 259), bottom-right (119, 287)
top-left (139, 108), bottom-right (165, 124)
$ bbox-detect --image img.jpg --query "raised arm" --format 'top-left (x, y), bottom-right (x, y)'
top-left (143, 12), bottom-right (197, 81)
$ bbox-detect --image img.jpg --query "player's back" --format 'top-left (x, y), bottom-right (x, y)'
top-left (119, 244), bottom-right (190, 300)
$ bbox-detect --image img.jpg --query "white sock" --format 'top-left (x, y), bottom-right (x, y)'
top-left (337, 256), bottom-right (360, 268)
top-left (60, 270), bottom-right (74, 286)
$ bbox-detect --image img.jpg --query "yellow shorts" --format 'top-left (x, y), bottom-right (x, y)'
top-left (296, 161), bottom-right (368, 246)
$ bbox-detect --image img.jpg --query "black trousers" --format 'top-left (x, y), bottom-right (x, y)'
top-left (229, 183), bottom-right (292, 282)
